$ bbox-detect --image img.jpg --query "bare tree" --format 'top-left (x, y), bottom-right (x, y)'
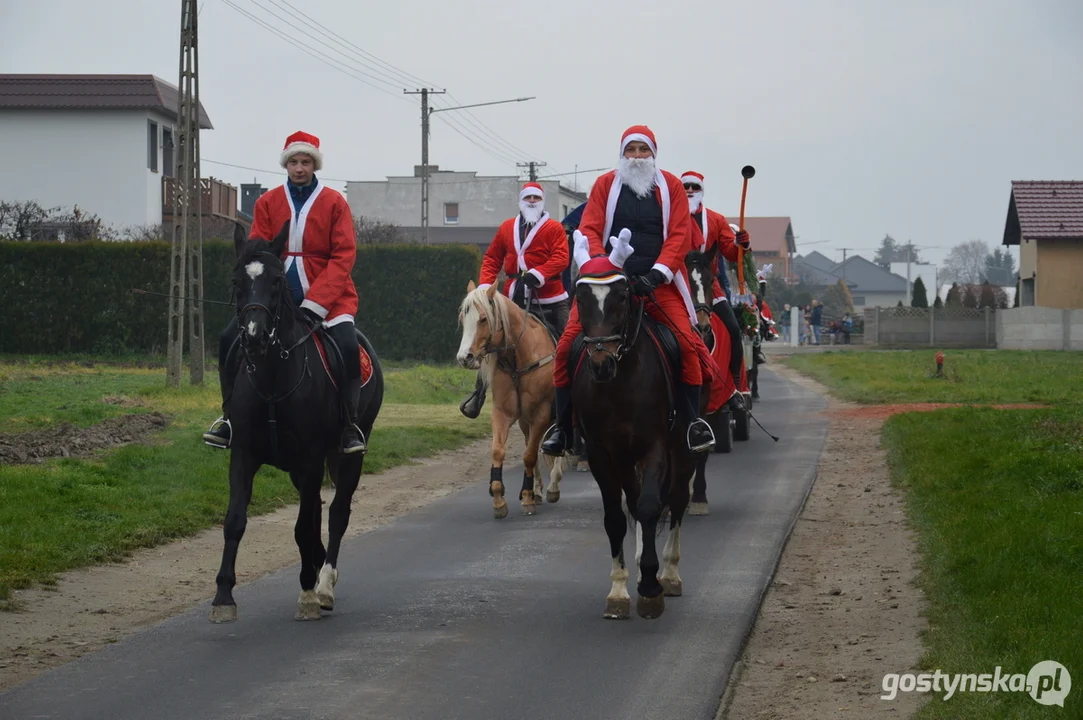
top-left (354, 215), bottom-right (408, 245)
top-left (941, 239), bottom-right (990, 284)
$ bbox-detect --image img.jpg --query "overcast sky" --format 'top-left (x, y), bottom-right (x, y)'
top-left (3, 0), bottom-right (1081, 268)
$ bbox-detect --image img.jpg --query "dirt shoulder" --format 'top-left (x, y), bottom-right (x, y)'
top-left (718, 364), bottom-right (929, 719)
top-left (0, 432), bottom-right (526, 693)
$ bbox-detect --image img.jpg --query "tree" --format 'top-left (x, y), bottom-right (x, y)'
top-left (961, 284), bottom-right (979, 308)
top-left (354, 215), bottom-right (407, 245)
top-left (910, 276), bottom-right (929, 308)
top-left (984, 247), bottom-right (1017, 287)
top-left (978, 281), bottom-right (998, 308)
top-left (873, 234), bottom-right (923, 270)
top-left (933, 294), bottom-right (944, 309)
top-left (821, 278), bottom-right (854, 319)
top-left (941, 239), bottom-right (990, 284)
top-left (1013, 280), bottom-right (1021, 308)
top-left (945, 282), bottom-right (961, 307)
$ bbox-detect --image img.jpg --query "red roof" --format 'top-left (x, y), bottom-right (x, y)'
top-left (737, 216), bottom-right (795, 255)
top-left (0, 74), bottom-right (213, 129)
top-left (1003, 180), bottom-right (1083, 244)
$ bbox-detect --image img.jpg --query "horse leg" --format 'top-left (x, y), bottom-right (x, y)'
top-left (489, 404), bottom-right (514, 520)
top-left (635, 446), bottom-right (667, 620)
top-left (210, 450), bottom-right (259, 623)
top-left (689, 451), bottom-right (709, 515)
top-left (540, 410), bottom-right (563, 503)
top-left (517, 415), bottom-right (539, 516)
top-left (293, 461), bottom-right (324, 621)
top-left (318, 451), bottom-right (362, 611)
top-left (600, 483), bottom-right (631, 620)
top-left (661, 453), bottom-right (692, 597)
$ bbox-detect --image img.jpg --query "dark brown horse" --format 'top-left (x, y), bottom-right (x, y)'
top-left (570, 275), bottom-right (695, 620)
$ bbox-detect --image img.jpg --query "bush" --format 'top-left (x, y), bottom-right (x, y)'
top-left (0, 240), bottom-right (481, 361)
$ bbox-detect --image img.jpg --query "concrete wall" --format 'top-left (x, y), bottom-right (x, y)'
top-left (0, 108), bottom-right (165, 232)
top-left (863, 307), bottom-right (996, 347)
top-left (997, 307), bottom-right (1083, 350)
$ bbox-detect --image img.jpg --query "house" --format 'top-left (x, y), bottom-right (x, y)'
top-left (791, 251), bottom-right (909, 307)
top-left (0, 73), bottom-right (236, 234)
top-left (345, 167), bottom-right (587, 251)
top-left (792, 251), bottom-right (855, 289)
top-left (741, 216), bottom-right (796, 280)
top-left (1002, 180), bottom-right (1083, 309)
top-left (889, 262), bottom-right (938, 304)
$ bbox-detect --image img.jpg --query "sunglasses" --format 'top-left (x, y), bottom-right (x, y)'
top-left (683, 183), bottom-right (702, 191)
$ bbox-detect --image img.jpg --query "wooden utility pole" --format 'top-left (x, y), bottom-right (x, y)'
top-left (168, 0), bottom-right (204, 387)
top-left (517, 161), bottom-right (547, 181)
top-left (404, 88), bottom-right (445, 243)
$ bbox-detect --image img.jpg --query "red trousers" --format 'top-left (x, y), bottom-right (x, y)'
top-left (554, 283), bottom-right (721, 389)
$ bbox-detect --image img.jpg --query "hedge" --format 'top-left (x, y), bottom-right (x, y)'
top-left (0, 241), bottom-right (482, 362)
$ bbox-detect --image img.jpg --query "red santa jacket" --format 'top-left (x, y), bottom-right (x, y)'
top-left (250, 182), bottom-right (359, 326)
top-left (578, 168), bottom-right (697, 323)
top-left (689, 204), bottom-right (739, 305)
top-left (479, 214), bottom-right (569, 304)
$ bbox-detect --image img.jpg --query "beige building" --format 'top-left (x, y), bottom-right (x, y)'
top-left (1003, 180), bottom-right (1083, 309)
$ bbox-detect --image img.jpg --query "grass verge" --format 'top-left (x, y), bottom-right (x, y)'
top-left (0, 361), bottom-right (487, 607)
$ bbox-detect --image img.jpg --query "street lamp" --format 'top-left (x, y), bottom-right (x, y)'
top-left (405, 90), bottom-right (536, 242)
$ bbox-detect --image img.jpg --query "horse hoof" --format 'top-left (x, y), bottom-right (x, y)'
top-left (493, 504), bottom-right (509, 520)
top-left (546, 490), bottom-right (560, 504)
top-left (603, 597), bottom-right (631, 620)
top-left (295, 601), bottom-right (322, 621)
top-left (209, 604), bottom-right (237, 624)
top-left (317, 590), bottom-right (334, 611)
top-left (661, 578), bottom-right (683, 597)
top-left (688, 502), bottom-right (709, 516)
top-left (576, 461), bottom-right (590, 473)
top-left (521, 502), bottom-right (537, 516)
top-left (636, 594), bottom-right (665, 619)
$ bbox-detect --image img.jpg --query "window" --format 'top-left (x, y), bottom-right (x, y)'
top-left (147, 120), bottom-right (159, 172)
top-left (162, 128), bottom-right (174, 177)
top-left (444, 202), bottom-right (459, 225)
top-left (562, 204), bottom-right (568, 217)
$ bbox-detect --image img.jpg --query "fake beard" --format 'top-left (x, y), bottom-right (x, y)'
top-left (519, 200), bottom-right (544, 225)
top-left (618, 156), bottom-right (657, 197)
top-left (687, 191), bottom-right (704, 212)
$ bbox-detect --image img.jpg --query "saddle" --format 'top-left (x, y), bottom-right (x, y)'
top-left (312, 326), bottom-right (375, 391)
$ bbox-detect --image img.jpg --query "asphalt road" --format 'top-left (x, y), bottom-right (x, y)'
top-left (0, 366), bottom-right (827, 720)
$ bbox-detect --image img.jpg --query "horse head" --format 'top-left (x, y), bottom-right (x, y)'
top-left (232, 220), bottom-right (290, 357)
top-left (575, 274), bottom-right (633, 383)
top-left (684, 243), bottom-right (718, 342)
top-left (456, 281), bottom-right (509, 370)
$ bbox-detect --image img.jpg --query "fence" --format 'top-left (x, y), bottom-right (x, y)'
top-left (997, 307), bottom-right (1083, 350)
top-left (863, 306), bottom-right (996, 348)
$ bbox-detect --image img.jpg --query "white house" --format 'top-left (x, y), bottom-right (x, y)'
top-left (0, 74), bottom-right (219, 234)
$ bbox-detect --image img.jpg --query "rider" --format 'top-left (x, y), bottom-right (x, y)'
top-left (541, 125), bottom-right (721, 455)
top-left (681, 170), bottom-right (750, 409)
top-left (203, 130), bottom-right (367, 454)
top-left (459, 181), bottom-right (571, 419)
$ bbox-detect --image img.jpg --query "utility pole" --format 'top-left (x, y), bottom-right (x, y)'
top-left (168, 0), bottom-right (204, 388)
top-left (404, 88), bottom-right (445, 243)
top-left (837, 247), bottom-right (854, 287)
top-left (517, 161), bottom-right (547, 181)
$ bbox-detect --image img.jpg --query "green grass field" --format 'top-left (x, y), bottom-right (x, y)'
top-left (783, 350), bottom-right (1083, 718)
top-left (0, 360), bottom-right (488, 608)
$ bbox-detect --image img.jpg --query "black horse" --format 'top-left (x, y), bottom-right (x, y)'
top-left (210, 222), bottom-right (384, 623)
top-left (570, 276), bottom-right (695, 620)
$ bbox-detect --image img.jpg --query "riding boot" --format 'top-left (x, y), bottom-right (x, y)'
top-left (680, 382), bottom-right (716, 453)
top-left (203, 340), bottom-right (239, 449)
top-left (459, 373), bottom-right (487, 419)
top-left (541, 386), bottom-right (573, 456)
top-left (340, 375), bottom-right (367, 454)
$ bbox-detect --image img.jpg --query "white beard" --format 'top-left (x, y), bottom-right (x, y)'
top-left (618, 156), bottom-right (657, 198)
top-left (519, 200), bottom-right (544, 225)
top-left (687, 191), bottom-right (703, 212)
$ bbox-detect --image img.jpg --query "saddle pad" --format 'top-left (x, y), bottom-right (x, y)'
top-left (313, 334), bottom-right (373, 390)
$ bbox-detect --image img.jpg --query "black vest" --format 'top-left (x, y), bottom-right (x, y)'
top-left (606, 184), bottom-right (665, 277)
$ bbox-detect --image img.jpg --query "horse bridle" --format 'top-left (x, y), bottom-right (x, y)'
top-left (581, 276), bottom-right (645, 371)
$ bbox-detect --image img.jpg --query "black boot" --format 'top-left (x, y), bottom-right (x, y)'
top-left (680, 383), bottom-right (715, 453)
top-left (459, 373), bottom-right (486, 419)
top-left (727, 372), bottom-right (745, 411)
top-left (203, 340), bottom-right (238, 449)
top-left (340, 376), bottom-right (367, 454)
top-left (541, 386), bottom-right (573, 456)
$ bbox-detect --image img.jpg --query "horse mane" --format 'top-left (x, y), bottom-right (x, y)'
top-left (459, 285), bottom-right (515, 386)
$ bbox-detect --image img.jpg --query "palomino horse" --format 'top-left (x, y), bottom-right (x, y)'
top-left (210, 222), bottom-right (384, 623)
top-left (456, 281), bottom-right (563, 519)
top-left (570, 272), bottom-right (698, 620)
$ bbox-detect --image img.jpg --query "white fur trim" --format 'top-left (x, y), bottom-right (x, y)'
top-left (680, 174), bottom-right (704, 189)
top-left (282, 182), bottom-right (326, 294)
top-left (526, 268), bottom-right (545, 286)
top-left (519, 186), bottom-right (544, 201)
top-left (577, 274), bottom-right (625, 286)
top-left (511, 212), bottom-right (550, 303)
top-left (324, 314), bottom-right (354, 327)
top-left (651, 263), bottom-right (674, 283)
top-left (713, 295), bottom-right (726, 305)
top-left (603, 168), bottom-right (668, 246)
top-left (673, 271), bottom-right (698, 325)
top-left (537, 291), bottom-right (569, 304)
top-left (620, 132), bottom-right (656, 156)
top-left (300, 298), bottom-right (328, 318)
top-left (280, 142), bottom-right (323, 170)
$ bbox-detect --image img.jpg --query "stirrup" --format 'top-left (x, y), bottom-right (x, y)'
top-left (540, 423), bottom-right (568, 456)
top-left (203, 417), bottom-right (231, 449)
top-left (341, 424), bottom-right (367, 455)
top-left (686, 418), bottom-right (715, 453)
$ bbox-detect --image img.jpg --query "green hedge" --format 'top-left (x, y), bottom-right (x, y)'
top-left (0, 241), bottom-right (481, 361)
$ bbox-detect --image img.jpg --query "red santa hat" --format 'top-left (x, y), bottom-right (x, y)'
top-left (519, 182), bottom-right (544, 201)
top-left (680, 171), bottom-right (705, 189)
top-left (572, 228), bottom-right (635, 286)
top-left (619, 125), bottom-right (657, 157)
top-left (280, 130), bottom-right (323, 171)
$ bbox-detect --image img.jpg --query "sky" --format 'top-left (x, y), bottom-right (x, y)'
top-left (3, 0), bottom-right (1082, 269)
